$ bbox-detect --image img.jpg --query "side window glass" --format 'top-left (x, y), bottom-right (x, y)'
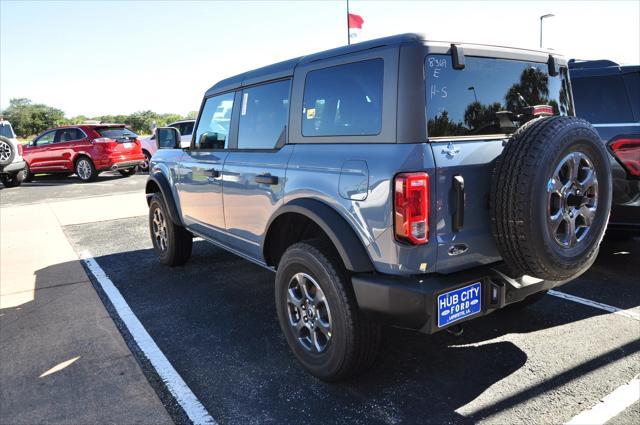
top-left (238, 80), bottom-right (290, 149)
top-left (58, 128), bottom-right (84, 142)
top-left (35, 131), bottom-right (56, 146)
top-left (302, 59), bottom-right (384, 137)
top-left (193, 93), bottom-right (235, 149)
top-left (182, 122), bottom-right (194, 136)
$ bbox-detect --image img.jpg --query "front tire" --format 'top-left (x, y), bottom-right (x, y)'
top-left (149, 193), bottom-right (192, 266)
top-left (75, 157), bottom-right (97, 182)
top-left (275, 240), bottom-right (381, 381)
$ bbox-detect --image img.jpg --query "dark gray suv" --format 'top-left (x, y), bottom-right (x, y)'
top-left (146, 34), bottom-right (612, 381)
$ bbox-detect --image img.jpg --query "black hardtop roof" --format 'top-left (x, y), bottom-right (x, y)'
top-left (205, 32), bottom-right (562, 97)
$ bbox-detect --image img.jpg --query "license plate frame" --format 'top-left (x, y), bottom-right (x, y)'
top-left (437, 281), bottom-right (482, 328)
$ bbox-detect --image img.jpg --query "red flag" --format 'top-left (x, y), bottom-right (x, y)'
top-left (348, 13), bottom-right (364, 29)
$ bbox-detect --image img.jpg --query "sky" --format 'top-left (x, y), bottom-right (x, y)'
top-left (1, 0), bottom-right (638, 117)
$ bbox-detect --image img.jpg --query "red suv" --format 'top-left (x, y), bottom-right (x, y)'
top-left (23, 124), bottom-right (145, 182)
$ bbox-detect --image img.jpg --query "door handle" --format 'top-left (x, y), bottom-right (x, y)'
top-left (204, 169), bottom-right (220, 178)
top-left (452, 175), bottom-right (464, 232)
top-left (255, 174), bottom-right (278, 185)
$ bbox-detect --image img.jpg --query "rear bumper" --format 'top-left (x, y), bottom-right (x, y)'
top-left (352, 263), bottom-right (566, 334)
top-left (96, 154), bottom-right (145, 171)
top-left (108, 160), bottom-right (143, 171)
top-left (0, 160), bottom-right (26, 174)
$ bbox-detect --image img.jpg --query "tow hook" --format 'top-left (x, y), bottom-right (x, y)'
top-left (446, 324), bottom-right (464, 336)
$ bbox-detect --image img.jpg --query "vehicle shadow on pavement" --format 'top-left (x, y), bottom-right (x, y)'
top-left (0, 262), bottom-right (173, 425)
top-left (66, 238), bottom-right (639, 425)
top-left (22, 173), bottom-right (128, 186)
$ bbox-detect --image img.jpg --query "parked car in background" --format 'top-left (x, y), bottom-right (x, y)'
top-left (138, 120), bottom-right (195, 172)
top-left (0, 119), bottom-right (28, 187)
top-left (147, 34), bottom-right (612, 381)
top-left (23, 124), bottom-right (145, 182)
top-left (569, 59), bottom-right (640, 234)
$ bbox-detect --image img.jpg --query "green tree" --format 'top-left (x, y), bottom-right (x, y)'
top-left (505, 67), bottom-right (550, 112)
top-left (463, 101), bottom-right (503, 132)
top-left (1, 98), bottom-right (65, 137)
top-left (427, 110), bottom-right (465, 137)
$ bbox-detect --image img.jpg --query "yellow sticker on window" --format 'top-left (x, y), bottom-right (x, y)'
top-left (306, 108), bottom-right (316, 119)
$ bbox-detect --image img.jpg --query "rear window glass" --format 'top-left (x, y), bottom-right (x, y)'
top-left (96, 127), bottom-right (138, 140)
top-left (426, 55), bottom-right (571, 137)
top-left (572, 75), bottom-right (634, 124)
top-left (302, 59), bottom-right (383, 137)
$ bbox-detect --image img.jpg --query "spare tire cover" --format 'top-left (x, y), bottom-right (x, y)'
top-left (491, 116), bottom-right (612, 281)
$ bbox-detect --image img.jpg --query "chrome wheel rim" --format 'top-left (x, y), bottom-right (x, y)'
top-left (152, 207), bottom-right (168, 252)
top-left (76, 159), bottom-right (91, 180)
top-left (547, 151), bottom-right (598, 248)
top-left (286, 272), bottom-right (332, 353)
top-left (0, 141), bottom-right (11, 162)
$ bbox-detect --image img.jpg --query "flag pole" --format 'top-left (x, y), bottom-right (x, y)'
top-left (346, 0), bottom-right (350, 45)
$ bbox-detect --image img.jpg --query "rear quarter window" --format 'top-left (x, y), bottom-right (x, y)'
top-left (426, 55), bottom-right (571, 137)
top-left (302, 59), bottom-right (384, 137)
top-left (572, 74), bottom-right (634, 124)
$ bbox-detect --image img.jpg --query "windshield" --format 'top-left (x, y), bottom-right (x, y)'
top-left (0, 123), bottom-right (15, 138)
top-left (425, 55), bottom-right (573, 137)
top-left (95, 127), bottom-right (138, 141)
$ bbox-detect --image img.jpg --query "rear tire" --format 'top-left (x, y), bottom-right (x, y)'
top-left (1, 169), bottom-right (25, 187)
top-left (275, 240), bottom-right (381, 381)
top-left (491, 116), bottom-right (612, 281)
top-left (75, 157), bottom-right (97, 182)
top-left (149, 193), bottom-right (192, 266)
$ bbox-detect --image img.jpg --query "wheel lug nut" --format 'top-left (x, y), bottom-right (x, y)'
top-left (303, 316), bottom-right (308, 322)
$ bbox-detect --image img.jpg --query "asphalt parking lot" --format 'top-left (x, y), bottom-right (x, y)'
top-left (1, 174), bottom-right (639, 425)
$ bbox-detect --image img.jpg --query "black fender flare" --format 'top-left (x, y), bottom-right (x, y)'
top-left (145, 171), bottom-right (183, 226)
top-left (264, 198), bottom-right (375, 273)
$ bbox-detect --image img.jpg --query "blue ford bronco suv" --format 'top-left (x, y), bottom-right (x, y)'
top-left (147, 34), bottom-right (612, 381)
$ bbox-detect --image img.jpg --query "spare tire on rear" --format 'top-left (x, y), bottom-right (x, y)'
top-left (491, 116), bottom-right (612, 281)
top-left (0, 136), bottom-right (16, 166)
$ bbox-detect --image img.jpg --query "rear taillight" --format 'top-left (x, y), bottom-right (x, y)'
top-left (17, 143), bottom-right (23, 156)
top-left (532, 105), bottom-right (554, 116)
top-left (609, 136), bottom-right (640, 178)
top-left (394, 172), bottom-right (430, 245)
top-left (93, 137), bottom-right (116, 151)
top-left (93, 137), bottom-right (114, 144)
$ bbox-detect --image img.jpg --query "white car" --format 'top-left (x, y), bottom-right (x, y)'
top-left (0, 120), bottom-right (27, 187)
top-left (139, 120), bottom-right (194, 172)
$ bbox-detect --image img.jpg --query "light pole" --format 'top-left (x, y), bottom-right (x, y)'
top-left (468, 86), bottom-right (477, 102)
top-left (540, 13), bottom-right (554, 48)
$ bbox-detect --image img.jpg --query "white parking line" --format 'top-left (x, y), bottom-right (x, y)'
top-left (566, 375), bottom-right (639, 425)
top-left (80, 251), bottom-right (216, 425)
top-left (548, 290), bottom-right (640, 321)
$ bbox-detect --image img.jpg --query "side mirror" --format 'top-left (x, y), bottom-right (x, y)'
top-left (156, 127), bottom-right (181, 149)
